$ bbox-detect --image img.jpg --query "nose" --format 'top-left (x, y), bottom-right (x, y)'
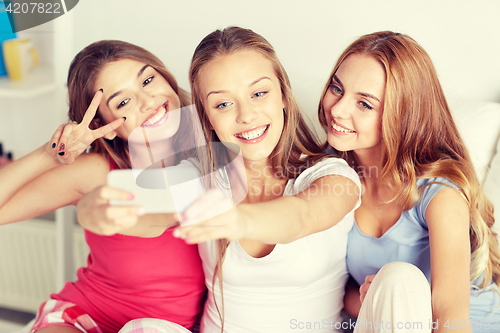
top-left (329, 95), bottom-right (350, 120)
top-left (139, 92), bottom-right (156, 113)
top-left (236, 102), bottom-right (258, 124)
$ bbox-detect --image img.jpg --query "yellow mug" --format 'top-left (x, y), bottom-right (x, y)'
top-left (2, 38), bottom-right (39, 81)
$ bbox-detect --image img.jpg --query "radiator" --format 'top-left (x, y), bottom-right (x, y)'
top-left (0, 218), bottom-right (89, 313)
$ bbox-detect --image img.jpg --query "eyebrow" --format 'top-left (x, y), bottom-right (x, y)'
top-left (332, 74), bottom-right (344, 89)
top-left (332, 74), bottom-right (380, 103)
top-left (206, 76), bottom-right (272, 99)
top-left (359, 93), bottom-right (380, 102)
top-left (251, 76), bottom-right (271, 86)
top-left (106, 64), bottom-right (150, 107)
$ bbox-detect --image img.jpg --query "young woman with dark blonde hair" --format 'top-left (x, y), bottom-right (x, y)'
top-left (319, 31), bottom-right (500, 332)
top-left (180, 26), bottom-right (363, 333)
top-left (116, 26), bottom-right (362, 333)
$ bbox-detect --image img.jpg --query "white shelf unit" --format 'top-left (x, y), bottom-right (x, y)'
top-left (0, 65), bottom-right (55, 99)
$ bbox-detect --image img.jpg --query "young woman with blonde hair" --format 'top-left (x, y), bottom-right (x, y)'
top-left (114, 26), bottom-right (362, 333)
top-left (181, 25), bottom-right (363, 333)
top-left (319, 31), bottom-right (500, 332)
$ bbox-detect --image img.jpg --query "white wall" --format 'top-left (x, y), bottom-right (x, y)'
top-left (2, 0), bottom-right (500, 156)
top-left (65, 0), bottom-right (500, 135)
top-left (66, 0), bottom-right (500, 98)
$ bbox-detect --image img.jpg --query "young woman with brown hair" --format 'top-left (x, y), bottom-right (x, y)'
top-left (0, 40), bottom-right (206, 333)
top-left (319, 31), bottom-right (500, 332)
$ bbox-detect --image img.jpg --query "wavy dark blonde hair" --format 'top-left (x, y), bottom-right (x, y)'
top-left (318, 31), bottom-right (500, 292)
top-left (67, 40), bottom-right (192, 169)
top-left (190, 26), bottom-right (328, 331)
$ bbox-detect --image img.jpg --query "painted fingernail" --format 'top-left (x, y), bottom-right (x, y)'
top-left (99, 88), bottom-right (103, 92)
top-left (122, 117), bottom-right (126, 121)
top-left (59, 143), bottom-right (65, 151)
top-left (51, 143), bottom-right (56, 149)
top-left (127, 193), bottom-right (135, 200)
top-left (58, 151), bottom-right (65, 156)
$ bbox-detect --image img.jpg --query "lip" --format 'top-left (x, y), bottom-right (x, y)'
top-left (142, 101), bottom-right (169, 127)
top-left (234, 124), bottom-right (269, 144)
top-left (330, 119), bottom-right (355, 136)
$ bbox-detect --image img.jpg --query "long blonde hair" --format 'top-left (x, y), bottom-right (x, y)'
top-left (318, 31), bottom-right (500, 290)
top-left (190, 26), bottom-right (328, 330)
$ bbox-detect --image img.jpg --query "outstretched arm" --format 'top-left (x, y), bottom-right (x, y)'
top-left (174, 174), bottom-right (359, 244)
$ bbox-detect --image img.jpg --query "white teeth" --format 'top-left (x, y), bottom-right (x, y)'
top-left (236, 125), bottom-right (268, 140)
top-left (143, 105), bottom-right (166, 126)
top-left (331, 122), bottom-right (354, 133)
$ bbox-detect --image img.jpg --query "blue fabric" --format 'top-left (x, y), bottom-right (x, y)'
top-left (346, 177), bottom-right (500, 332)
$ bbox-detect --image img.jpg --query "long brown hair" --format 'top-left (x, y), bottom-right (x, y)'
top-left (190, 26), bottom-right (328, 330)
top-left (318, 31), bottom-right (500, 291)
top-left (67, 40), bottom-right (192, 169)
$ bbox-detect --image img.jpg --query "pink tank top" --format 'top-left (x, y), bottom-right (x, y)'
top-left (52, 159), bottom-right (205, 332)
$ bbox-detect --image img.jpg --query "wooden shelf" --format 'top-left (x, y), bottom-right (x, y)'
top-left (0, 66), bottom-right (55, 99)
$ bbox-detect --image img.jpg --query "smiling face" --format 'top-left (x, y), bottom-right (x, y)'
top-left (198, 50), bottom-right (285, 165)
top-left (322, 54), bottom-right (386, 156)
top-left (95, 58), bottom-right (181, 143)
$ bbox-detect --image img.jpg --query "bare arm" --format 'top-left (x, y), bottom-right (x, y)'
top-left (174, 174), bottom-right (359, 244)
top-left (0, 91), bottom-right (124, 225)
top-left (0, 142), bottom-right (60, 214)
top-left (0, 152), bottom-right (109, 225)
top-left (427, 187), bottom-right (472, 333)
top-left (343, 276), bottom-right (362, 317)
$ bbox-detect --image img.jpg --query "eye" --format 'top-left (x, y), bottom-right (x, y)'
top-left (117, 99), bottom-right (130, 109)
top-left (216, 102), bottom-right (232, 109)
top-left (329, 83), bottom-right (343, 95)
top-left (143, 76), bottom-right (154, 87)
top-left (359, 101), bottom-right (373, 110)
top-left (253, 91), bottom-right (267, 98)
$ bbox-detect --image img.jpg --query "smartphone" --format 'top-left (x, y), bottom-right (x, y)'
top-left (107, 159), bottom-right (205, 214)
top-left (107, 169), bottom-right (176, 214)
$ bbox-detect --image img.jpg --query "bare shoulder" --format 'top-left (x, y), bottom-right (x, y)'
top-left (61, 153), bottom-right (110, 194)
top-left (74, 153), bottom-right (109, 169)
top-left (426, 187), bottom-right (469, 225)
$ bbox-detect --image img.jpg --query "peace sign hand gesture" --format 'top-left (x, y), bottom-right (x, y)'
top-left (46, 90), bottom-right (125, 165)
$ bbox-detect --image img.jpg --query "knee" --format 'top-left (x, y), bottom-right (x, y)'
top-left (371, 262), bottom-right (429, 294)
top-left (119, 318), bottom-right (189, 333)
top-left (377, 262), bottom-right (425, 281)
top-left (119, 319), bottom-right (165, 333)
top-left (119, 319), bottom-right (143, 333)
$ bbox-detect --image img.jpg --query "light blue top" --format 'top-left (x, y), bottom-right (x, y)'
top-left (346, 177), bottom-right (500, 332)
